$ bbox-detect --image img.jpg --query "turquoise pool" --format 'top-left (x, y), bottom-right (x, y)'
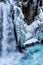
top-left (19, 44), bottom-right (43, 65)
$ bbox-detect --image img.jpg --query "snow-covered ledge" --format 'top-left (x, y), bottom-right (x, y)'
top-left (23, 38), bottom-right (39, 47)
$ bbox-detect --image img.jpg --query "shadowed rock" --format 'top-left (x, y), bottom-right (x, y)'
top-left (22, 0), bottom-right (42, 25)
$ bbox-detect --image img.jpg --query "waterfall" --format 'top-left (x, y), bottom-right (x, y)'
top-left (0, 0), bottom-right (43, 56)
top-left (0, 0), bottom-right (43, 65)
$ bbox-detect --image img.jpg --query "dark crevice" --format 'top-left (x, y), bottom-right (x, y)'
top-left (22, 0), bottom-right (42, 25)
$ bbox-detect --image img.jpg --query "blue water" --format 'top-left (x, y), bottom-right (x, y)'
top-left (0, 43), bottom-right (43, 65)
top-left (19, 44), bottom-right (43, 65)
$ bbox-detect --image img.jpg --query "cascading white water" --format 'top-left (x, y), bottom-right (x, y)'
top-left (0, 1), bottom-right (16, 57)
top-left (0, 2), bottom-right (9, 57)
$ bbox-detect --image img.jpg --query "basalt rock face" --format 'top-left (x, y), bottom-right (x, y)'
top-left (22, 0), bottom-right (43, 25)
top-left (12, 0), bottom-right (43, 25)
